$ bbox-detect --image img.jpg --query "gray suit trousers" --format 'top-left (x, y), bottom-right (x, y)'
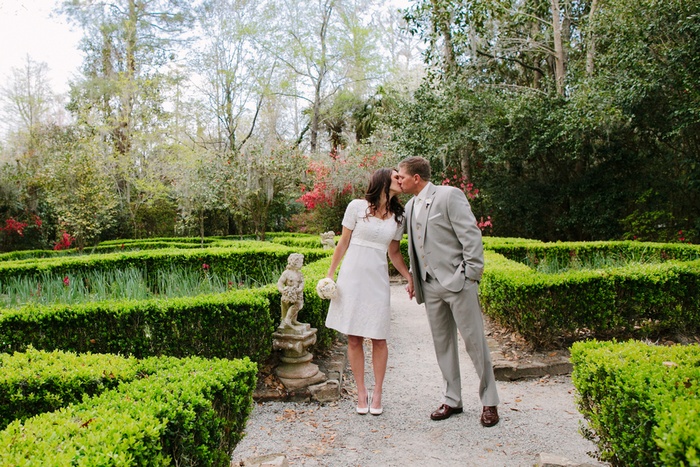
top-left (422, 277), bottom-right (500, 408)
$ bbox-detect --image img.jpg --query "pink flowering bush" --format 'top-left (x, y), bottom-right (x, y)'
top-left (440, 170), bottom-right (480, 200)
top-left (440, 168), bottom-right (494, 234)
top-left (477, 216), bottom-right (494, 235)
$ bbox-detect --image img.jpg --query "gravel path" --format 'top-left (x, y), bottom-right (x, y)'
top-left (231, 285), bottom-right (607, 466)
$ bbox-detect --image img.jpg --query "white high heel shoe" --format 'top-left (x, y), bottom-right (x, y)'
top-left (356, 392), bottom-right (369, 415)
top-left (369, 391), bottom-right (383, 416)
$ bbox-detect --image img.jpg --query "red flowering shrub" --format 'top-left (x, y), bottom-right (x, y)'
top-left (298, 162), bottom-right (335, 210)
top-left (293, 147), bottom-right (395, 232)
top-left (477, 216), bottom-right (493, 234)
top-left (2, 218), bottom-right (28, 237)
top-left (53, 231), bottom-right (75, 250)
top-left (0, 214), bottom-right (48, 252)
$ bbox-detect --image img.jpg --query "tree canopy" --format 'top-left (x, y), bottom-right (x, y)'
top-left (1, 0), bottom-right (698, 249)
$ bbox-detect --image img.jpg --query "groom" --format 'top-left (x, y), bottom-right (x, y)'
top-left (397, 156), bottom-right (500, 427)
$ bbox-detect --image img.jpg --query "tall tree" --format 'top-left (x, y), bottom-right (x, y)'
top-left (229, 142), bottom-right (307, 240)
top-left (0, 57), bottom-right (59, 226)
top-left (60, 0), bottom-right (193, 235)
top-left (0, 56), bottom-right (55, 140)
top-left (264, 0), bottom-right (387, 153)
top-left (43, 127), bottom-right (119, 248)
top-left (589, 0), bottom-right (700, 239)
top-left (192, 0), bottom-right (272, 155)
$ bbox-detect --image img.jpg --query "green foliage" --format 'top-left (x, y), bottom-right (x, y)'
top-left (227, 144), bottom-right (309, 240)
top-left (394, 0), bottom-right (700, 243)
top-left (0, 354), bottom-right (257, 466)
top-left (43, 136), bottom-right (119, 249)
top-left (171, 148), bottom-right (232, 241)
top-left (268, 232), bottom-right (332, 249)
top-left (0, 242), bottom-right (327, 287)
top-left (0, 347), bottom-right (140, 430)
top-left (480, 241), bottom-right (700, 347)
top-left (0, 239), bottom-right (297, 463)
top-left (0, 263), bottom-right (285, 309)
top-left (571, 340), bottom-right (700, 466)
top-left (0, 289), bottom-right (275, 362)
top-left (0, 406), bottom-right (170, 467)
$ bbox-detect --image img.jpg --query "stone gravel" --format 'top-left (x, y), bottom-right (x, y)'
top-left (231, 285), bottom-right (608, 466)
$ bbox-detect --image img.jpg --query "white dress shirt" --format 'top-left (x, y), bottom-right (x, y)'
top-left (414, 185), bottom-right (431, 218)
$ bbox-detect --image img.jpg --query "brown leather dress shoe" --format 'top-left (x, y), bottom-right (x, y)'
top-left (430, 404), bottom-right (463, 421)
top-left (481, 406), bottom-right (499, 427)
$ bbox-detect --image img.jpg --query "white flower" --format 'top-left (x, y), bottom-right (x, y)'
top-left (316, 277), bottom-right (338, 300)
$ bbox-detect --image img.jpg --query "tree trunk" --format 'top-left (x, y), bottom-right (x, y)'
top-left (551, 0), bottom-right (566, 95)
top-left (431, 0), bottom-right (456, 74)
top-left (310, 0), bottom-right (333, 153)
top-left (531, 22), bottom-right (543, 89)
top-left (310, 79), bottom-right (322, 153)
top-left (199, 209), bottom-right (206, 245)
top-left (586, 0), bottom-right (598, 77)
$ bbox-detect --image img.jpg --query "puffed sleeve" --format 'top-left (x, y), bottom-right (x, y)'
top-left (341, 199), bottom-right (362, 230)
top-left (392, 215), bottom-right (405, 241)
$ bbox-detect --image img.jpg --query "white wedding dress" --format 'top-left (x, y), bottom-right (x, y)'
top-left (325, 199), bottom-right (404, 340)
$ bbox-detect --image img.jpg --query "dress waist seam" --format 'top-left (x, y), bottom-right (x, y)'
top-left (350, 238), bottom-right (387, 252)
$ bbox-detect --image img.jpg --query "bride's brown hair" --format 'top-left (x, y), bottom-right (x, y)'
top-left (364, 168), bottom-right (404, 225)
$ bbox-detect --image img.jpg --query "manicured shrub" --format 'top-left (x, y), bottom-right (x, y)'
top-left (0, 355), bottom-right (257, 466)
top-left (480, 248), bottom-right (700, 347)
top-left (0, 347), bottom-right (140, 430)
top-left (571, 340), bottom-right (700, 466)
top-left (0, 289), bottom-right (275, 361)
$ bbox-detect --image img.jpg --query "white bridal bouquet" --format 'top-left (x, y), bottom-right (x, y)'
top-left (316, 277), bottom-right (338, 300)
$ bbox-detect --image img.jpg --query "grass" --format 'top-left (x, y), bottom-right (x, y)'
top-left (0, 264), bottom-right (285, 309)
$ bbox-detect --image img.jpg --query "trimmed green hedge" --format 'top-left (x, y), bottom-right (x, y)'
top-left (0, 347), bottom-right (140, 430)
top-left (571, 340), bottom-right (700, 466)
top-left (0, 354), bottom-right (257, 466)
top-left (0, 243), bottom-right (327, 287)
top-left (0, 238), bottom-right (337, 360)
top-left (0, 289), bottom-right (275, 361)
top-left (0, 235), bottom-right (335, 464)
top-left (269, 234), bottom-right (328, 249)
top-left (480, 248), bottom-right (700, 347)
top-left (0, 236), bottom-right (226, 261)
top-left (486, 239), bottom-right (700, 265)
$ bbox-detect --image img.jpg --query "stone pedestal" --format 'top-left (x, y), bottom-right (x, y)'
top-left (272, 324), bottom-right (326, 390)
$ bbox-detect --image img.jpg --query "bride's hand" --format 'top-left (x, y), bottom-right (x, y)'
top-left (405, 278), bottom-right (415, 300)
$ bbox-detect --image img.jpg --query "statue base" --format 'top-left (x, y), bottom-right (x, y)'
top-left (272, 325), bottom-right (326, 390)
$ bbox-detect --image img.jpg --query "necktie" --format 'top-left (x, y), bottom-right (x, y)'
top-left (414, 197), bottom-right (422, 218)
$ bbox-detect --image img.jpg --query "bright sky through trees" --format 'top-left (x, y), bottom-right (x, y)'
top-left (0, 0), bottom-right (83, 94)
top-left (0, 0), bottom-right (412, 95)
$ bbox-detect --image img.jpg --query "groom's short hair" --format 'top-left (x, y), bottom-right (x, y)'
top-left (399, 156), bottom-right (431, 181)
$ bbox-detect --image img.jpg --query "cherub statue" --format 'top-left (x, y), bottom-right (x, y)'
top-left (277, 253), bottom-right (305, 328)
top-left (320, 231), bottom-right (336, 250)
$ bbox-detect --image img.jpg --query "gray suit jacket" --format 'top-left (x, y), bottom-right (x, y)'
top-left (405, 182), bottom-right (485, 304)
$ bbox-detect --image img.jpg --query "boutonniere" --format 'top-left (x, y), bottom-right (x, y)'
top-left (425, 198), bottom-right (432, 207)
